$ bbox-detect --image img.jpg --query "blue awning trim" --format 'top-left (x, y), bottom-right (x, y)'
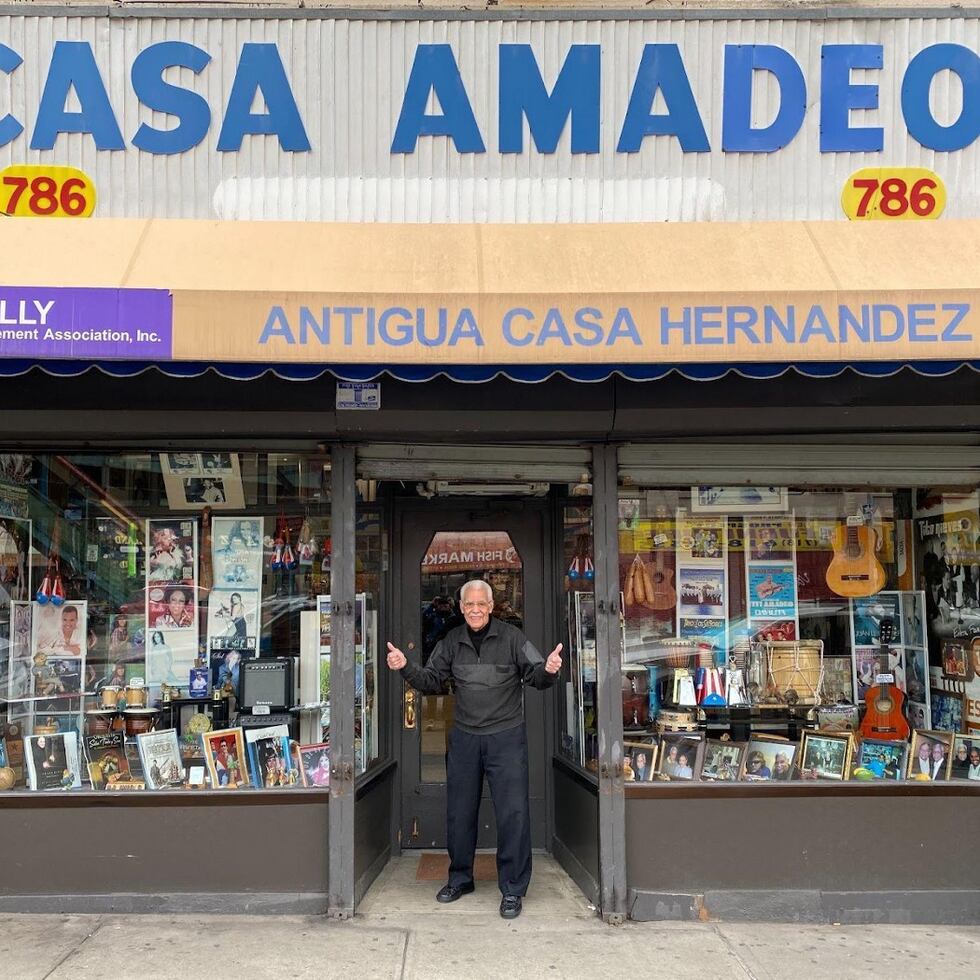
top-left (0, 359), bottom-right (977, 383)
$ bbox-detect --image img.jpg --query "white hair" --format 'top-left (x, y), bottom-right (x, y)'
top-left (460, 579), bottom-right (493, 603)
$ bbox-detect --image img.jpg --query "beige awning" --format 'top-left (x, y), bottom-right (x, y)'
top-left (1, 216), bottom-right (979, 366)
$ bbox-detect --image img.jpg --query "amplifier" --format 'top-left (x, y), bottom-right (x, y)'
top-left (239, 656), bottom-right (293, 711)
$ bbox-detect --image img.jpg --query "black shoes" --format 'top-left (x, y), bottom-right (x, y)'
top-left (499, 895), bottom-right (522, 919)
top-left (434, 882), bottom-right (522, 918)
top-left (436, 881), bottom-right (475, 903)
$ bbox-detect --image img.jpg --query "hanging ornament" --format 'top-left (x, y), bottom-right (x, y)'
top-left (270, 536), bottom-right (284, 571)
top-left (50, 560), bottom-right (66, 606)
top-left (297, 518), bottom-right (317, 566)
top-left (37, 518), bottom-right (67, 605)
top-left (36, 561), bottom-right (53, 604)
top-left (282, 523), bottom-right (298, 571)
top-left (583, 556), bottom-right (595, 582)
top-left (567, 555), bottom-right (582, 580)
top-left (270, 510), bottom-right (286, 571)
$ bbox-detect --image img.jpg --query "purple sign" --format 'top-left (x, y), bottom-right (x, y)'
top-left (0, 286), bottom-right (173, 360)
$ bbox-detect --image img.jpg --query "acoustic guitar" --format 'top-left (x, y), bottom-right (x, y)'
top-left (646, 509), bottom-right (677, 611)
top-left (825, 520), bottom-right (887, 598)
top-left (858, 619), bottom-right (910, 742)
top-left (647, 548), bottom-right (677, 611)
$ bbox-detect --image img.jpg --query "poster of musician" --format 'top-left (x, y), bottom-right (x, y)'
top-left (146, 520), bottom-right (197, 587)
top-left (211, 518), bottom-right (264, 589)
top-left (916, 489), bottom-right (980, 731)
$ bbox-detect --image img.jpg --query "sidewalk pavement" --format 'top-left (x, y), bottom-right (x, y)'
top-left (4, 854), bottom-right (979, 980)
top-left (5, 910), bottom-right (980, 980)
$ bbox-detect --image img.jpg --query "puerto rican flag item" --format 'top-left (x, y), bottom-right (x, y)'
top-left (697, 667), bottom-right (727, 707)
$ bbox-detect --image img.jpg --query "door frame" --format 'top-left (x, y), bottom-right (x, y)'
top-left (388, 494), bottom-right (557, 855)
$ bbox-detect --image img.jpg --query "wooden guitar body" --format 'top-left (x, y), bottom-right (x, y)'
top-left (826, 524), bottom-right (887, 598)
top-left (859, 682), bottom-right (911, 741)
top-left (648, 561), bottom-right (677, 611)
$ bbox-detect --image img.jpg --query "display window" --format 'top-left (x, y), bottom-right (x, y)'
top-left (0, 451), bottom-right (382, 795)
top-left (617, 485), bottom-right (980, 785)
top-left (562, 500), bottom-right (597, 771)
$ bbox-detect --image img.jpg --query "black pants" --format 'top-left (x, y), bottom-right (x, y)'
top-left (446, 722), bottom-right (532, 897)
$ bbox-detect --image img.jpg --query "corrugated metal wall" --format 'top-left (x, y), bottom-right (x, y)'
top-left (0, 12), bottom-right (977, 222)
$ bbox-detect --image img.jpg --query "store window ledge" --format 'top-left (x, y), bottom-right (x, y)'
top-left (625, 782), bottom-right (980, 799)
top-left (553, 753), bottom-right (599, 789)
top-left (0, 788), bottom-right (330, 807)
top-left (355, 757), bottom-right (396, 800)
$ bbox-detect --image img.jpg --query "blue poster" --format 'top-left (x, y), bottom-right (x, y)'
top-left (748, 564), bottom-right (797, 620)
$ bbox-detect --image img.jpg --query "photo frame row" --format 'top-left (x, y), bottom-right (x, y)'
top-left (623, 729), bottom-right (978, 783)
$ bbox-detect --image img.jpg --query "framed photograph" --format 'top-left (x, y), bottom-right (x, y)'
top-left (950, 735), bottom-right (980, 782)
top-left (624, 740), bottom-right (658, 783)
top-left (202, 728), bottom-right (249, 788)
top-left (245, 724), bottom-right (299, 788)
top-left (740, 736), bottom-right (798, 782)
top-left (941, 641), bottom-right (972, 683)
top-left (136, 729), bottom-right (185, 789)
top-left (931, 689), bottom-right (965, 734)
top-left (655, 732), bottom-right (704, 781)
top-left (907, 730), bottom-right (954, 781)
top-left (692, 486), bottom-right (788, 514)
top-left (799, 731), bottom-right (853, 781)
top-left (815, 704), bottom-right (860, 733)
top-left (699, 739), bottom-right (746, 782)
top-left (855, 738), bottom-right (908, 780)
top-left (298, 742), bottom-right (331, 788)
top-left (161, 453), bottom-right (245, 510)
top-left (24, 732), bottom-right (81, 791)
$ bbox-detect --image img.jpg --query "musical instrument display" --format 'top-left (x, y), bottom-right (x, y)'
top-left (858, 619), bottom-right (910, 742)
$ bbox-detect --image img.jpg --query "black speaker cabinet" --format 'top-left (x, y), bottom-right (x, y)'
top-left (239, 657), bottom-right (293, 710)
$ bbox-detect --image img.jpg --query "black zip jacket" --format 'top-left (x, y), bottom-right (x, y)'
top-left (400, 617), bottom-right (557, 735)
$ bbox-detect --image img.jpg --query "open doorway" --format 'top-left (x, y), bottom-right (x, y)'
top-left (393, 501), bottom-right (550, 851)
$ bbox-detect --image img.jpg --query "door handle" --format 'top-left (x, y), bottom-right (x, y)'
top-left (404, 687), bottom-right (417, 730)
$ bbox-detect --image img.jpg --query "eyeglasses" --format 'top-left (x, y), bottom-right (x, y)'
top-left (462, 601), bottom-right (491, 610)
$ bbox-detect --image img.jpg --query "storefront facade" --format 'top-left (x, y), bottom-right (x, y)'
top-left (0, 5), bottom-right (978, 923)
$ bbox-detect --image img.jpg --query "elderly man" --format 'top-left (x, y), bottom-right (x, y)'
top-left (387, 578), bottom-right (562, 919)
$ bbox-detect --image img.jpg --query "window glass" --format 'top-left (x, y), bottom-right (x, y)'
top-left (0, 451), bottom-right (381, 793)
top-left (618, 485), bottom-right (980, 784)
top-left (561, 502), bottom-right (597, 772)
